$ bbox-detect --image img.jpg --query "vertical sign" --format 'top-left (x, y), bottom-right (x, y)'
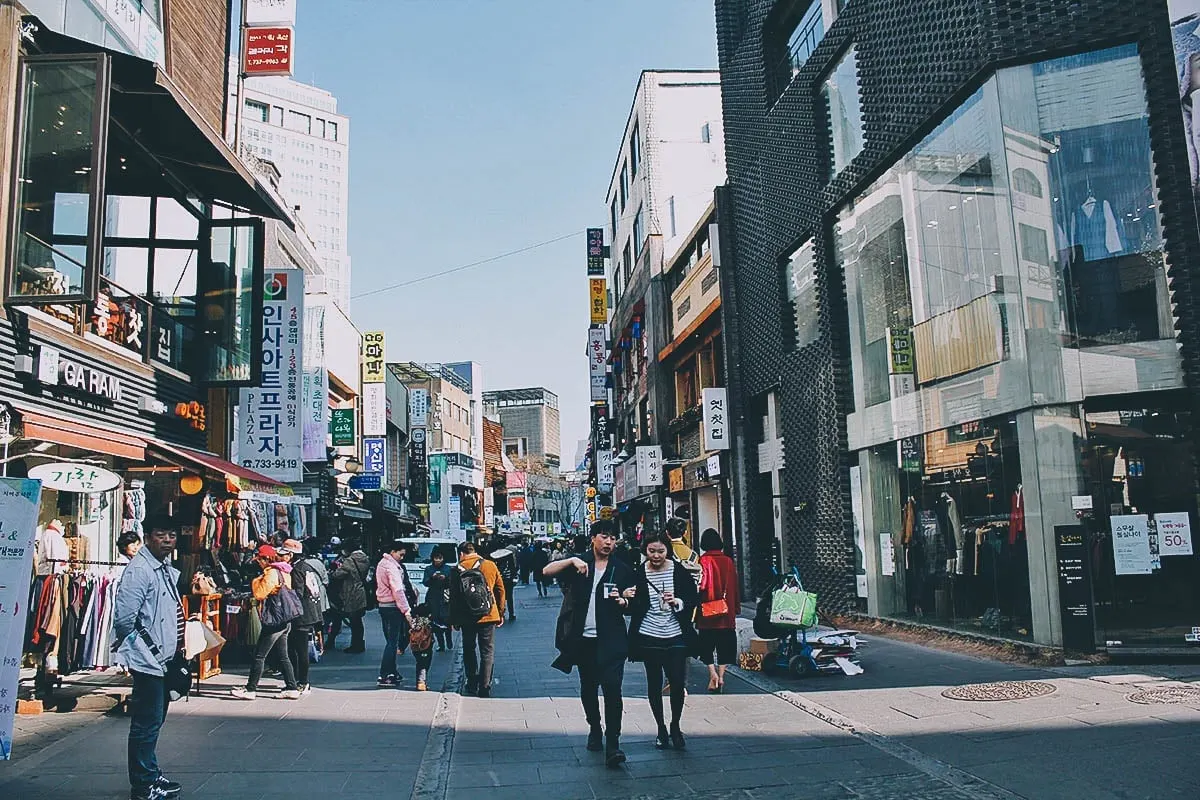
top-left (887, 326), bottom-right (916, 397)
top-left (449, 496), bottom-right (461, 531)
top-left (363, 437), bottom-right (386, 479)
top-left (0, 479), bottom-right (44, 761)
top-left (1111, 514), bottom-right (1153, 575)
top-left (409, 427), bottom-right (428, 504)
top-left (589, 278), bottom-right (608, 323)
top-left (702, 387), bottom-right (729, 451)
top-left (242, 27), bottom-right (294, 77)
top-left (330, 408), bottom-right (355, 447)
top-left (361, 332), bottom-right (386, 438)
top-left (483, 486), bottom-right (495, 527)
top-left (587, 228), bottom-right (606, 276)
top-left (613, 462), bottom-right (626, 504)
top-left (636, 445), bottom-right (662, 486)
top-left (409, 388), bottom-right (429, 427)
top-left (302, 303), bottom-right (327, 461)
top-left (597, 449), bottom-right (614, 492)
top-left (362, 331), bottom-right (385, 384)
top-left (588, 327), bottom-right (608, 402)
top-left (239, 270), bottom-right (304, 482)
top-left (1054, 525), bottom-right (1096, 653)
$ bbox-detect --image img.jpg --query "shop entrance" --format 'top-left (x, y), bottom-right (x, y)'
top-left (1083, 404), bottom-right (1200, 649)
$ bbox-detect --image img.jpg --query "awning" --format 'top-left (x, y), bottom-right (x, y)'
top-left (147, 441), bottom-right (283, 487)
top-left (14, 408), bottom-right (145, 461)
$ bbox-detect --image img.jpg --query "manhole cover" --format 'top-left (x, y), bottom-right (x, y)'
top-left (1126, 686), bottom-right (1200, 705)
top-left (942, 681), bottom-right (1057, 701)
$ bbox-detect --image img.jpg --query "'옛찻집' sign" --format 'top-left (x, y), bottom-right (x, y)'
top-left (239, 270), bottom-right (304, 482)
top-left (1, 478), bottom-right (45, 760)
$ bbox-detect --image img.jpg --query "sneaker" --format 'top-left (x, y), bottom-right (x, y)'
top-left (153, 776), bottom-right (182, 797)
top-left (279, 689), bottom-right (301, 700)
top-left (477, 686), bottom-right (491, 698)
top-left (416, 681), bottom-right (427, 691)
top-left (130, 786), bottom-right (167, 800)
top-left (298, 684), bottom-right (313, 696)
top-left (377, 675), bottom-right (397, 688)
top-left (230, 687), bottom-right (256, 700)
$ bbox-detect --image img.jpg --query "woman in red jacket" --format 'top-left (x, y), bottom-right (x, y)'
top-left (696, 528), bottom-right (740, 693)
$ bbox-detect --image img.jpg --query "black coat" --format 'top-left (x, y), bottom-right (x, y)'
top-left (627, 561), bottom-right (700, 662)
top-left (551, 554), bottom-right (635, 675)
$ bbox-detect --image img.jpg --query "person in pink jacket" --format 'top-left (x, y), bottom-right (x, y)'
top-left (375, 540), bottom-right (414, 688)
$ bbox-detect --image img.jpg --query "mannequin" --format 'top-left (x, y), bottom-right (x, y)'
top-left (35, 518), bottom-right (69, 575)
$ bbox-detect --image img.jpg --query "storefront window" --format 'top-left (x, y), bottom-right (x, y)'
top-left (198, 219), bottom-right (264, 385)
top-left (9, 56), bottom-right (108, 304)
top-left (823, 46), bottom-right (864, 176)
top-left (783, 239), bottom-right (819, 349)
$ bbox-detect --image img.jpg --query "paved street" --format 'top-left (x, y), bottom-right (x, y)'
top-left (3, 585), bottom-right (1199, 799)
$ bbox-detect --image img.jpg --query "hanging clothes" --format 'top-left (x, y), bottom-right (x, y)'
top-left (1008, 487), bottom-right (1026, 545)
top-left (1070, 198), bottom-right (1123, 261)
top-left (122, 487), bottom-right (146, 534)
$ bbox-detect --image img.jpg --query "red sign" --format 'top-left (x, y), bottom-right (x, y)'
top-left (508, 494), bottom-right (527, 514)
top-left (243, 27), bottom-right (294, 77)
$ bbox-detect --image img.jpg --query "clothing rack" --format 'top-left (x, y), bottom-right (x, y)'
top-left (49, 558), bottom-right (127, 567)
top-left (963, 514), bottom-right (1010, 525)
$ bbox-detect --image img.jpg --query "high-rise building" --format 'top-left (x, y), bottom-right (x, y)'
top-left (483, 388), bottom-right (562, 470)
top-left (232, 75), bottom-right (352, 309)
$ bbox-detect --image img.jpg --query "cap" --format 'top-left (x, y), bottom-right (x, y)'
top-left (256, 544), bottom-right (278, 560)
top-left (330, 536), bottom-right (342, 546)
top-left (281, 539), bottom-right (303, 555)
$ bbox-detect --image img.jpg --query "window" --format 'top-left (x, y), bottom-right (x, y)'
top-left (244, 99), bottom-right (269, 122)
top-left (270, 106), bottom-right (283, 126)
top-left (622, 241), bottom-right (632, 282)
top-left (784, 239), bottom-right (819, 349)
top-left (198, 218), bottom-right (264, 385)
top-left (316, 118), bottom-right (326, 138)
top-left (619, 163), bottom-right (629, 210)
top-left (327, 120), bottom-right (339, 141)
top-left (611, 198), bottom-right (619, 241)
top-left (668, 196), bottom-right (677, 237)
top-left (701, 123), bottom-right (711, 144)
top-left (633, 206), bottom-right (644, 258)
top-left (286, 110), bottom-right (311, 134)
top-left (823, 46), bottom-right (865, 176)
top-left (766, 0), bottom-right (826, 101)
top-left (1012, 168), bottom-right (1043, 197)
top-left (1018, 223), bottom-right (1050, 266)
top-left (630, 122), bottom-right (641, 177)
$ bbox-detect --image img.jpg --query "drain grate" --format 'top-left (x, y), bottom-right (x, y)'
top-left (942, 680), bottom-right (1057, 702)
top-left (1126, 686), bottom-right (1200, 705)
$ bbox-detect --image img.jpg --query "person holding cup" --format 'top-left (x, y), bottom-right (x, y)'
top-left (628, 530), bottom-right (699, 751)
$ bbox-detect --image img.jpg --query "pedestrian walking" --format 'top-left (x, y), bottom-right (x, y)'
top-left (329, 541), bottom-right (370, 653)
top-left (531, 543), bottom-right (551, 597)
top-left (696, 528), bottom-right (741, 693)
top-left (423, 550), bottom-right (454, 651)
top-left (492, 542), bottom-right (518, 623)
top-left (449, 541), bottom-right (505, 698)
top-left (544, 520), bottom-right (636, 768)
top-left (375, 540), bottom-right (415, 688)
top-left (409, 602), bottom-right (436, 691)
top-left (232, 545), bottom-right (301, 700)
top-left (282, 539), bottom-right (324, 695)
top-left (113, 525), bottom-right (186, 800)
top-left (519, 541), bottom-right (534, 585)
top-left (629, 531), bottom-right (699, 750)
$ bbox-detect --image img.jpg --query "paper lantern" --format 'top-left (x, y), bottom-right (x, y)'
top-left (180, 474), bottom-right (204, 495)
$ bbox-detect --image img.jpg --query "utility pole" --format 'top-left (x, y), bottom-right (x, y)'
top-left (232, 0), bottom-right (248, 158)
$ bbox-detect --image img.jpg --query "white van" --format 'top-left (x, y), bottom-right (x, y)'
top-left (400, 538), bottom-right (461, 605)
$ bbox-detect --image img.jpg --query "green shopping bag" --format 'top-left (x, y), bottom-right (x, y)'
top-left (769, 584), bottom-right (818, 629)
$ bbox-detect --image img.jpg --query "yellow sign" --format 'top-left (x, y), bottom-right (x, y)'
top-left (599, 506), bottom-right (614, 520)
top-left (586, 486), bottom-right (597, 498)
top-left (362, 331), bottom-right (385, 384)
top-left (589, 278), bottom-right (607, 324)
top-left (668, 468), bottom-right (684, 494)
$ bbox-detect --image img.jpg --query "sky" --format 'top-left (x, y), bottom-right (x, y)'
top-left (293, 0), bottom-right (719, 464)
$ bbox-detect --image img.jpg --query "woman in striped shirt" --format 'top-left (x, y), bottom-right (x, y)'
top-left (628, 531), bottom-right (699, 751)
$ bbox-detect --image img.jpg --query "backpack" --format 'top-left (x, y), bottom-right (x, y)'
top-left (455, 558), bottom-right (494, 620)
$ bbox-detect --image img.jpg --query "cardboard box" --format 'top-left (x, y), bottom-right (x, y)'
top-left (738, 651), bottom-right (764, 671)
top-left (749, 637), bottom-right (779, 655)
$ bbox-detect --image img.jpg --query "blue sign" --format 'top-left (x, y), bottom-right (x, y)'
top-left (348, 474), bottom-right (381, 491)
top-left (363, 437), bottom-right (386, 477)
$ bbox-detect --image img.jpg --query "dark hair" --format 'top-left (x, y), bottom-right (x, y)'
top-left (116, 532), bottom-right (141, 555)
top-left (303, 538), bottom-right (321, 557)
top-left (665, 517), bottom-right (688, 539)
top-left (641, 530), bottom-right (674, 555)
top-left (431, 549), bottom-right (445, 561)
top-left (590, 520), bottom-right (616, 538)
top-left (700, 528), bottom-right (723, 552)
top-left (458, 541), bottom-right (476, 555)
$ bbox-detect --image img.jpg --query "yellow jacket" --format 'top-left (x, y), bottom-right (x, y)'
top-left (252, 565), bottom-right (292, 602)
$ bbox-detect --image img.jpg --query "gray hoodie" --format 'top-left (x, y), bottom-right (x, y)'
top-left (113, 547), bottom-right (182, 676)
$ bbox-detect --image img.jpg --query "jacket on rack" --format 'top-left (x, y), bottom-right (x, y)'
top-left (113, 547), bottom-right (182, 677)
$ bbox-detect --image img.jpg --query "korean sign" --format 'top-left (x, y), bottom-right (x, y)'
top-left (239, 270), bottom-right (304, 482)
top-left (587, 228), bottom-right (605, 276)
top-left (331, 408), bottom-right (355, 447)
top-left (245, 0), bottom-right (297, 25)
top-left (0, 478), bottom-right (44, 760)
top-left (702, 387), bottom-right (729, 451)
top-left (1156, 512), bottom-right (1194, 557)
top-left (362, 331), bottom-right (385, 384)
top-left (302, 303), bottom-right (328, 462)
top-left (589, 278), bottom-right (607, 324)
top-left (409, 428), bottom-right (428, 504)
top-left (363, 383), bottom-right (386, 437)
top-left (1111, 514), bottom-right (1153, 575)
top-left (597, 449), bottom-right (614, 493)
top-left (363, 437), bottom-right (386, 482)
top-left (243, 27), bottom-right (294, 77)
top-left (588, 327), bottom-right (608, 402)
top-left (410, 389), bottom-right (429, 427)
top-left (27, 463), bottom-right (120, 493)
top-left (636, 445), bottom-right (662, 486)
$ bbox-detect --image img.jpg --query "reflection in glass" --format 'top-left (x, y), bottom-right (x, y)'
top-left (200, 222), bottom-right (260, 384)
top-left (824, 46), bottom-right (864, 176)
top-left (783, 239), bottom-right (819, 349)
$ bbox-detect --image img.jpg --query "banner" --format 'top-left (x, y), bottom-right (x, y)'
top-left (588, 327), bottom-right (607, 402)
top-left (239, 269), bottom-right (304, 482)
top-left (410, 388), bottom-right (429, 427)
top-left (0, 478), bottom-right (44, 761)
top-left (363, 383), bottom-right (386, 437)
top-left (362, 331), bottom-right (385, 384)
top-left (589, 278), bottom-right (607, 323)
top-left (702, 387), bottom-right (729, 451)
top-left (302, 303), bottom-right (327, 462)
top-left (363, 437), bottom-right (386, 480)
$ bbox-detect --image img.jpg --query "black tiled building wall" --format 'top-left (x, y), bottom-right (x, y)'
top-left (714, 0), bottom-right (1200, 609)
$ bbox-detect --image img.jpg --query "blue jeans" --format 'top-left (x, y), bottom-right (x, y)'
top-left (378, 607), bottom-right (408, 679)
top-left (128, 671), bottom-right (170, 790)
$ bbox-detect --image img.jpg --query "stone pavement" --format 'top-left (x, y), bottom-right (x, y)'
top-left (1, 582), bottom-right (1198, 799)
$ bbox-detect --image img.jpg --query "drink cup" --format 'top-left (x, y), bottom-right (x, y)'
top-left (604, 582), bottom-right (618, 598)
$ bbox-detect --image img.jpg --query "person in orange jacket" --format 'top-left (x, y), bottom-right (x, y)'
top-left (449, 541), bottom-right (505, 697)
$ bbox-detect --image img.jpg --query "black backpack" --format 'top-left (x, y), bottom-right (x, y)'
top-left (455, 558), bottom-right (494, 620)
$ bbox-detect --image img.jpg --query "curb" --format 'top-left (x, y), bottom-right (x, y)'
top-left (409, 643), bottom-right (464, 800)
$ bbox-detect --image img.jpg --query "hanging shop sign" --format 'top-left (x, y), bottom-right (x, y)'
top-left (382, 490), bottom-right (405, 516)
top-left (597, 449), bottom-right (614, 493)
top-left (363, 383), bottom-right (387, 437)
top-left (508, 492), bottom-right (527, 515)
top-left (591, 402), bottom-right (610, 449)
top-left (636, 445), bottom-right (662, 487)
top-left (245, 0), bottom-right (298, 25)
top-left (409, 389), bottom-right (429, 427)
top-left (706, 453), bottom-right (722, 478)
top-left (0, 478), bottom-right (43, 761)
top-left (588, 327), bottom-right (608, 402)
top-left (302, 303), bottom-right (328, 462)
top-left (668, 468), bottom-right (684, 494)
top-left (1054, 525), bottom-right (1096, 653)
top-left (348, 474), bottom-right (380, 491)
top-left (448, 496), bottom-right (461, 531)
top-left (589, 278), bottom-right (608, 324)
top-left (27, 463), bottom-right (121, 493)
top-left (408, 428), bottom-right (428, 505)
top-left (587, 228), bottom-right (606, 276)
top-left (702, 387), bottom-right (729, 451)
top-left (363, 437), bottom-right (386, 481)
top-left (1111, 514), bottom-right (1153, 575)
top-left (613, 462), bottom-right (626, 505)
top-left (1155, 512), bottom-right (1194, 557)
top-left (239, 270), bottom-right (304, 483)
top-left (362, 331), bottom-right (386, 384)
top-left (243, 26), bottom-right (294, 77)
top-left (331, 408), bottom-right (355, 447)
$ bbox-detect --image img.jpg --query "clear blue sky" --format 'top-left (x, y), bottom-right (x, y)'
top-left (294, 0), bottom-right (719, 463)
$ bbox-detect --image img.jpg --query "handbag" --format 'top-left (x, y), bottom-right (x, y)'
top-left (260, 572), bottom-right (304, 627)
top-left (769, 575), bottom-right (818, 629)
top-left (700, 595), bottom-right (729, 618)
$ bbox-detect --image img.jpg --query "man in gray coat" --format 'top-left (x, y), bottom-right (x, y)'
top-left (113, 526), bottom-right (184, 800)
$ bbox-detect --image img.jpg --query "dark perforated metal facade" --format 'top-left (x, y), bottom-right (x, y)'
top-left (714, 0), bottom-right (1200, 610)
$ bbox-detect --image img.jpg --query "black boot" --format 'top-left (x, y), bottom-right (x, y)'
top-left (670, 721), bottom-right (686, 751)
top-left (605, 733), bottom-right (626, 768)
top-left (586, 724), bottom-right (603, 752)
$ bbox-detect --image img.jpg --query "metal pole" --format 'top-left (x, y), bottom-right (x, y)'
top-left (232, 0), bottom-right (247, 157)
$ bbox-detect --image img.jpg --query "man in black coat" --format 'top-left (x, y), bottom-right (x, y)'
top-left (543, 521), bottom-right (635, 768)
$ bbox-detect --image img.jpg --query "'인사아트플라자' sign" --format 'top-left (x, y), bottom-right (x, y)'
top-left (239, 270), bottom-right (304, 482)
top-left (0, 478), bottom-right (45, 760)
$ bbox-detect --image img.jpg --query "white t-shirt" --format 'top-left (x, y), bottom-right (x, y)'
top-left (581, 564), bottom-right (607, 639)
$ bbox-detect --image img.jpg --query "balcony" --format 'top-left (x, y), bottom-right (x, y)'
top-left (670, 250), bottom-right (718, 338)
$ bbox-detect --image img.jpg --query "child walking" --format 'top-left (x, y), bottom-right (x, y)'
top-left (409, 603), bottom-right (435, 691)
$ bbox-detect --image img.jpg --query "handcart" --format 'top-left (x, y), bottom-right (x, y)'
top-left (753, 567), bottom-right (865, 678)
